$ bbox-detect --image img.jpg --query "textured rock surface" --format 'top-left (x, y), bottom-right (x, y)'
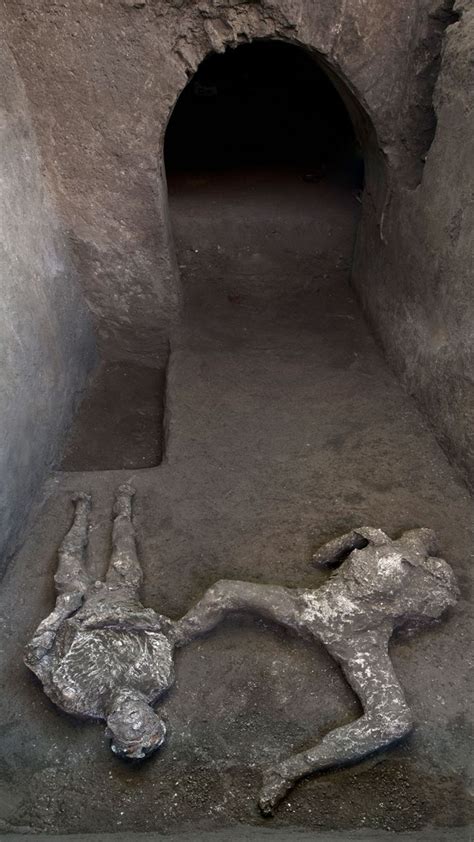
top-left (353, 1), bottom-right (474, 490)
top-left (0, 0), bottom-right (470, 481)
top-left (0, 0), bottom-right (472, 833)
top-left (0, 39), bottom-right (96, 566)
top-left (0, 176), bottom-right (472, 831)
top-left (1, 0), bottom-right (470, 483)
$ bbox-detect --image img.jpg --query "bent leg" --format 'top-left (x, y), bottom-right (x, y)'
top-left (105, 484), bottom-right (142, 591)
top-left (259, 637), bottom-right (413, 814)
top-left (172, 579), bottom-right (303, 647)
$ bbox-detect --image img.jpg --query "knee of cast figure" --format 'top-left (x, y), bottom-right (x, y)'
top-left (209, 579), bottom-right (252, 609)
top-left (207, 579), bottom-right (234, 601)
top-left (105, 694), bottom-right (167, 760)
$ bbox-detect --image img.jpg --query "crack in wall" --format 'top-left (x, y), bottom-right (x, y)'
top-left (403, 0), bottom-right (462, 186)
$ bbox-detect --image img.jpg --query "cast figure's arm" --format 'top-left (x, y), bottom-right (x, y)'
top-left (312, 526), bottom-right (390, 568)
top-left (24, 591), bottom-right (84, 668)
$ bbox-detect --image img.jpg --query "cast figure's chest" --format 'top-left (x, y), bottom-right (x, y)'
top-left (47, 626), bottom-right (174, 718)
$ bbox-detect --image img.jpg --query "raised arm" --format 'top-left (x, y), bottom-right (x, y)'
top-left (312, 526), bottom-right (390, 568)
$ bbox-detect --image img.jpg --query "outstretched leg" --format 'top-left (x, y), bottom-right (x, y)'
top-left (25, 492), bottom-right (92, 669)
top-left (258, 636), bottom-right (413, 814)
top-left (171, 579), bottom-right (303, 647)
top-left (105, 484), bottom-right (142, 591)
top-left (54, 492), bottom-right (92, 596)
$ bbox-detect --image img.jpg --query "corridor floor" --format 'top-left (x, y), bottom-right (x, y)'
top-left (0, 170), bottom-right (472, 837)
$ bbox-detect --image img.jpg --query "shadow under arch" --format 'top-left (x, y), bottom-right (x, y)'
top-left (161, 37), bottom-right (389, 315)
top-left (306, 46), bottom-right (388, 209)
top-left (163, 37), bottom-right (387, 206)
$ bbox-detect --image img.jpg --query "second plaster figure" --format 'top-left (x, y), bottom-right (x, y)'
top-left (173, 525), bottom-right (459, 814)
top-left (25, 485), bottom-right (176, 760)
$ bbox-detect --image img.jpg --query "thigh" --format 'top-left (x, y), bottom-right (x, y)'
top-left (81, 582), bottom-right (138, 613)
top-left (55, 555), bottom-right (90, 595)
top-left (217, 580), bottom-right (303, 631)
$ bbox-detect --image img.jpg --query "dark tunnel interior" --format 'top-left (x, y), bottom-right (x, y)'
top-left (60, 41), bottom-right (368, 473)
top-left (60, 42), bottom-right (368, 473)
top-left (165, 40), bottom-right (364, 182)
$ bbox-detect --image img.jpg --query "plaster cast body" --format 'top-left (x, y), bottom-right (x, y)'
top-left (25, 485), bottom-right (175, 759)
top-left (26, 504), bottom-right (459, 813)
top-left (173, 526), bottom-right (459, 813)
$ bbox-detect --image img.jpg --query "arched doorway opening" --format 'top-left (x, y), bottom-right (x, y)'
top-left (165, 41), bottom-right (363, 177)
top-left (164, 40), bottom-right (367, 331)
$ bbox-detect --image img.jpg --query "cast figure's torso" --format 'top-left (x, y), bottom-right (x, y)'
top-left (296, 538), bottom-right (423, 642)
top-left (34, 584), bottom-right (174, 718)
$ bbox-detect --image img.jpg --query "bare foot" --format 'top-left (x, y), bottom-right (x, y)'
top-left (258, 768), bottom-right (294, 816)
top-left (71, 491), bottom-right (92, 509)
top-left (114, 483), bottom-right (136, 517)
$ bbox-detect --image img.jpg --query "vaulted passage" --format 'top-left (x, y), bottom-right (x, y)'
top-left (165, 41), bottom-right (362, 175)
top-left (164, 41), bottom-right (372, 462)
top-left (165, 41), bottom-right (364, 321)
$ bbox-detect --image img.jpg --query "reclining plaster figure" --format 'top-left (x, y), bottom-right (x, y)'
top-left (25, 485), bottom-right (176, 760)
top-left (26, 491), bottom-right (459, 815)
top-left (172, 525), bottom-right (459, 814)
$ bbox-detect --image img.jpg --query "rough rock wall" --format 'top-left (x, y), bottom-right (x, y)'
top-left (0, 41), bottom-right (96, 567)
top-left (353, 0), bottom-right (474, 489)
top-left (1, 0), bottom-right (471, 483)
top-left (0, 0), bottom-right (442, 360)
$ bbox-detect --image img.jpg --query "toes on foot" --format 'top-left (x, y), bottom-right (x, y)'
top-left (258, 769), bottom-right (292, 815)
top-left (258, 797), bottom-right (274, 817)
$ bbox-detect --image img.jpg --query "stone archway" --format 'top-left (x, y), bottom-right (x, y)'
top-left (160, 36), bottom-right (388, 329)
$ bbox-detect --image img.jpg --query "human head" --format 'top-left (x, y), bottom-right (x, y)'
top-left (106, 691), bottom-right (166, 760)
top-left (417, 553), bottom-right (460, 616)
top-left (398, 528), bottom-right (459, 620)
top-left (393, 551), bottom-right (460, 630)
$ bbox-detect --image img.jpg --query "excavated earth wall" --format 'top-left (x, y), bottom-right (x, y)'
top-left (0, 39), bottom-right (95, 564)
top-left (0, 0), bottom-right (472, 547)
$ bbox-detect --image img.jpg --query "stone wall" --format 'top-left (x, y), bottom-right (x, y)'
top-left (0, 0), bottom-right (442, 360)
top-left (353, 0), bottom-right (474, 489)
top-left (0, 41), bottom-right (96, 567)
top-left (1, 0), bottom-right (471, 486)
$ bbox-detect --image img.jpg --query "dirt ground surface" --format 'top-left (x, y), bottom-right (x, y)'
top-left (0, 170), bottom-right (472, 836)
top-left (59, 361), bottom-right (165, 472)
top-left (0, 827), bottom-right (471, 842)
